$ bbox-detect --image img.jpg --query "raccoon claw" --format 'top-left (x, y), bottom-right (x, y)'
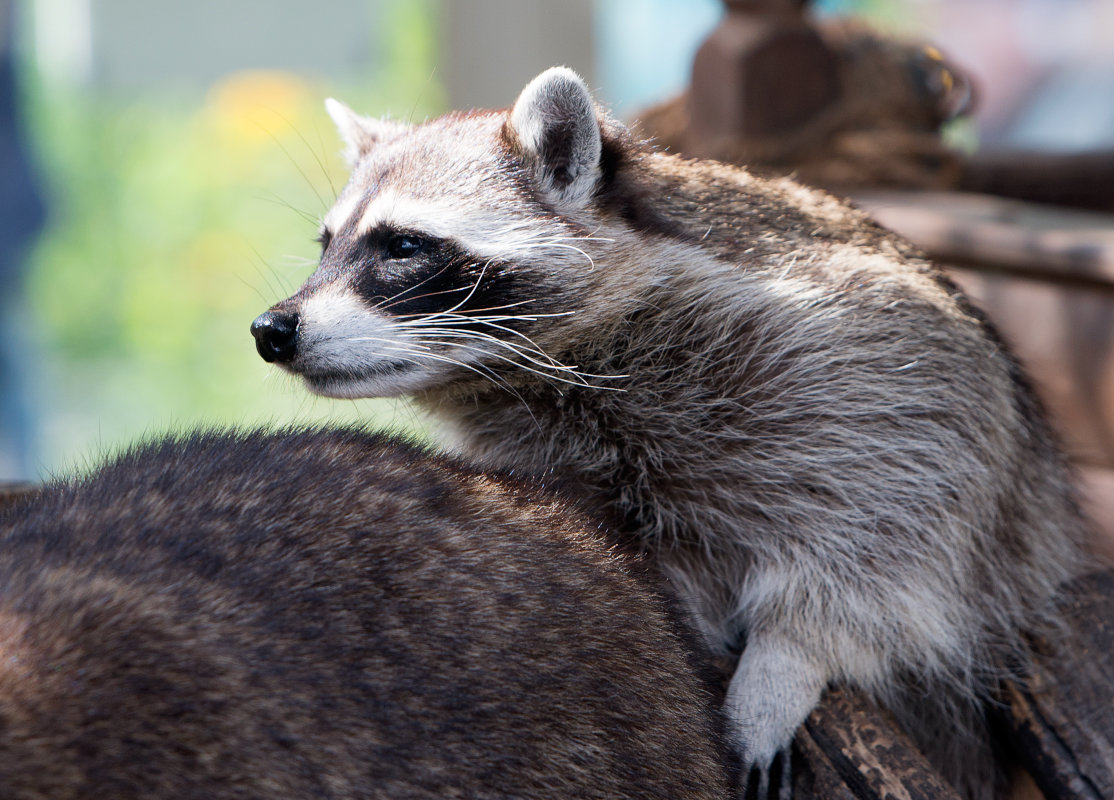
top-left (742, 749), bottom-right (792, 800)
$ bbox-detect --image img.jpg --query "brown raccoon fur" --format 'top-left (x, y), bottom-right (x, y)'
top-left (250, 68), bottom-right (1090, 799)
top-left (636, 19), bottom-right (974, 192)
top-left (0, 427), bottom-right (731, 800)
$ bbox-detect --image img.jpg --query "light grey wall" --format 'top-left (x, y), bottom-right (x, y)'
top-left (440, 0), bottom-right (596, 111)
top-left (30, 0), bottom-right (599, 106)
top-left (87, 0), bottom-right (382, 90)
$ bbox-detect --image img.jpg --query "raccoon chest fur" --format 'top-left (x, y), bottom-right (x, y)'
top-left (254, 68), bottom-right (1089, 800)
top-left (425, 279), bottom-right (1025, 651)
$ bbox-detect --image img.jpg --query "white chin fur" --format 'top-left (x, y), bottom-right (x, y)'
top-left (290, 286), bottom-right (469, 399)
top-left (301, 368), bottom-right (440, 400)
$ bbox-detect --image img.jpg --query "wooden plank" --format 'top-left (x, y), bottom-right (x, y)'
top-left (960, 148), bottom-right (1114, 214)
top-left (798, 569), bottom-right (1114, 800)
top-left (1002, 570), bottom-right (1114, 800)
top-left (854, 191), bottom-right (1114, 286)
top-left (796, 688), bottom-right (962, 800)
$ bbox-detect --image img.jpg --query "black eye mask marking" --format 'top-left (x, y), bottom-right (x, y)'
top-left (311, 223), bottom-right (544, 331)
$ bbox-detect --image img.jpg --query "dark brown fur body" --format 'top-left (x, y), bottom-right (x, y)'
top-left (0, 428), bottom-right (730, 800)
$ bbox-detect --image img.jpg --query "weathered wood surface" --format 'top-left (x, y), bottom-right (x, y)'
top-left (796, 688), bottom-right (961, 800)
top-left (1002, 570), bottom-right (1114, 800)
top-left (852, 191), bottom-right (1114, 286)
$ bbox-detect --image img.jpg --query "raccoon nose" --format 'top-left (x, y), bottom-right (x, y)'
top-left (251, 310), bottom-right (299, 363)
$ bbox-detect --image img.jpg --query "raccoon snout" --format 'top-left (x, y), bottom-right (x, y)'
top-left (251, 310), bottom-right (299, 363)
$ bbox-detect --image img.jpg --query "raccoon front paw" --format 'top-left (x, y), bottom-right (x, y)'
top-left (724, 635), bottom-right (827, 795)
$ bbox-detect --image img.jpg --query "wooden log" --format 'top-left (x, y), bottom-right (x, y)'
top-left (796, 688), bottom-right (962, 800)
top-left (797, 571), bottom-right (1114, 799)
top-left (1000, 570), bottom-right (1114, 800)
top-left (961, 148), bottom-right (1114, 214)
top-left (852, 190), bottom-right (1114, 286)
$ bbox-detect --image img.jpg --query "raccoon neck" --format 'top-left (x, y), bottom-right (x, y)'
top-left (412, 251), bottom-right (765, 531)
top-left (414, 152), bottom-right (889, 534)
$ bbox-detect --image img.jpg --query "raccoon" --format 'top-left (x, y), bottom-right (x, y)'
top-left (0, 427), bottom-right (731, 800)
top-left (251, 68), bottom-right (1089, 799)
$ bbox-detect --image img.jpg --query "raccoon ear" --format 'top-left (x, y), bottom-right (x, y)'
top-left (325, 98), bottom-right (408, 167)
top-left (509, 67), bottom-right (602, 211)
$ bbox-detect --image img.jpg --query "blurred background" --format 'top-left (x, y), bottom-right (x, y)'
top-left (2, 0), bottom-right (1114, 480)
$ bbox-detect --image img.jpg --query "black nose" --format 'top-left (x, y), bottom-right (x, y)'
top-left (250, 310), bottom-right (299, 363)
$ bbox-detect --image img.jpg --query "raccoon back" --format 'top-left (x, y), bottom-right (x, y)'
top-left (0, 427), bottom-right (730, 800)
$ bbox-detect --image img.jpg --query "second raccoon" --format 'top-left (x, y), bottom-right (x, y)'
top-left (0, 428), bottom-right (729, 800)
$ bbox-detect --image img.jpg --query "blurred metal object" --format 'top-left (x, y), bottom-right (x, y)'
top-left (686, 0), bottom-right (840, 155)
top-left (637, 5), bottom-right (973, 193)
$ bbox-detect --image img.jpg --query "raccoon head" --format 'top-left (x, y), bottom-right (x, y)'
top-left (251, 67), bottom-right (621, 399)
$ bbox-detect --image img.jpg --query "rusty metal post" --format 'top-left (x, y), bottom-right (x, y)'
top-left (686, 0), bottom-right (841, 156)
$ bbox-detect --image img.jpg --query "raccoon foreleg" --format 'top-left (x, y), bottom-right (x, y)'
top-left (726, 634), bottom-right (828, 797)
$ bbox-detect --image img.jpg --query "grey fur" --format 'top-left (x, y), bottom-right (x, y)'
top-left (256, 68), bottom-right (1090, 799)
top-left (510, 67), bottom-right (603, 210)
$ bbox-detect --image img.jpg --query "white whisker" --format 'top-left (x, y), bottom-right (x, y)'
top-left (405, 331), bottom-right (626, 390)
top-left (402, 323), bottom-right (563, 366)
top-left (333, 334), bottom-right (536, 406)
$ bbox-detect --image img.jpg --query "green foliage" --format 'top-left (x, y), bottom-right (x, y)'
top-left (816, 0), bottom-right (911, 32)
top-left (22, 2), bottom-right (444, 476)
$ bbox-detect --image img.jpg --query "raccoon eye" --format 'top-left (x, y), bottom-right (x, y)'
top-left (316, 228), bottom-right (333, 252)
top-left (386, 234), bottom-right (425, 259)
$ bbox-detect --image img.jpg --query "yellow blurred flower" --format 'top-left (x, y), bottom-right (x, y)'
top-left (205, 70), bottom-right (314, 144)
